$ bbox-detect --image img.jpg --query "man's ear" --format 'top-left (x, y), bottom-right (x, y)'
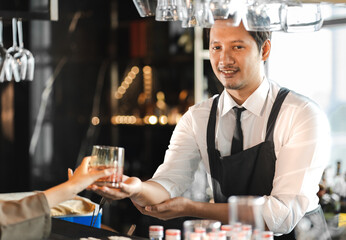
top-left (261, 39), bottom-right (271, 61)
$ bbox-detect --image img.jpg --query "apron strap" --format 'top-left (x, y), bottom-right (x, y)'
top-left (265, 88), bottom-right (290, 142)
top-left (207, 95), bottom-right (220, 152)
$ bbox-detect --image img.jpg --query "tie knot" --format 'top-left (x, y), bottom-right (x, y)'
top-left (233, 107), bottom-right (246, 120)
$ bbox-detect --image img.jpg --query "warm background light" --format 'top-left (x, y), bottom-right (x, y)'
top-left (91, 116), bottom-right (100, 125)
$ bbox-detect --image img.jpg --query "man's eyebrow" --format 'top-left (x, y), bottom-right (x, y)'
top-left (210, 40), bottom-right (245, 44)
top-left (231, 40), bottom-right (245, 43)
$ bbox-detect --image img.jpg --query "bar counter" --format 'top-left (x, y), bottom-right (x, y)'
top-left (49, 218), bottom-right (147, 240)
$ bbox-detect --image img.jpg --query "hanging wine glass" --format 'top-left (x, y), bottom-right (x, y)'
top-left (195, 0), bottom-right (215, 28)
top-left (0, 18), bottom-right (7, 82)
top-left (281, 3), bottom-right (323, 33)
top-left (0, 18), bottom-right (15, 82)
top-left (210, 0), bottom-right (234, 20)
top-left (156, 0), bottom-right (186, 21)
top-left (181, 0), bottom-right (198, 28)
top-left (17, 19), bottom-right (35, 81)
top-left (243, 0), bottom-right (283, 31)
top-left (210, 0), bottom-right (242, 27)
top-left (133, 0), bottom-right (157, 17)
top-left (7, 18), bottom-right (26, 82)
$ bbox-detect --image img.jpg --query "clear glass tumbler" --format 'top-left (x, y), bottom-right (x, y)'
top-left (89, 145), bottom-right (125, 188)
top-left (228, 196), bottom-right (265, 234)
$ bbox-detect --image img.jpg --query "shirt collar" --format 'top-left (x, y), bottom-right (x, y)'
top-left (220, 78), bottom-right (270, 117)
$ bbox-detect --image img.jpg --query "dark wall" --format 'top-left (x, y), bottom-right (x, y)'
top-left (0, 0), bottom-right (195, 237)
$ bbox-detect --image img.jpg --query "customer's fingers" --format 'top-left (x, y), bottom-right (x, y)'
top-left (80, 156), bottom-right (91, 170)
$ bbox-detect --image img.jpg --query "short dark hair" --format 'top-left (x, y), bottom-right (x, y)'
top-left (206, 27), bottom-right (272, 52)
top-left (248, 31), bottom-right (272, 52)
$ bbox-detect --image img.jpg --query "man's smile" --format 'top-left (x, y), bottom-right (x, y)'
top-left (218, 67), bottom-right (240, 76)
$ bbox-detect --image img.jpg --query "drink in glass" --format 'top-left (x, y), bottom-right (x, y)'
top-left (89, 145), bottom-right (125, 188)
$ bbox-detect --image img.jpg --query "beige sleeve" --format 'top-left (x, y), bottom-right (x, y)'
top-left (0, 192), bottom-right (51, 240)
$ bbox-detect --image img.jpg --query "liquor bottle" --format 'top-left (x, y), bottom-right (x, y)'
top-left (221, 225), bottom-right (233, 240)
top-left (149, 225), bottom-right (164, 240)
top-left (242, 224), bottom-right (252, 240)
top-left (165, 229), bottom-right (181, 240)
top-left (260, 231), bottom-right (274, 240)
top-left (251, 229), bottom-right (261, 240)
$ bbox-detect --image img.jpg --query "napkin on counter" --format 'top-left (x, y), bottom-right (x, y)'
top-left (50, 196), bottom-right (96, 216)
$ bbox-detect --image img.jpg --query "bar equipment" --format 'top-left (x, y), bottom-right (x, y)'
top-left (17, 19), bottom-right (35, 81)
top-left (281, 3), bottom-right (323, 32)
top-left (7, 18), bottom-right (25, 82)
top-left (228, 196), bottom-right (265, 238)
top-left (181, 0), bottom-right (198, 28)
top-left (243, 0), bottom-right (284, 31)
top-left (0, 18), bottom-right (36, 83)
top-left (0, 18), bottom-right (8, 82)
top-left (133, 0), bottom-right (158, 17)
top-left (183, 219), bottom-right (221, 240)
top-left (156, 0), bottom-right (187, 21)
top-left (132, 0), bottom-right (326, 33)
top-left (195, 0), bottom-right (215, 27)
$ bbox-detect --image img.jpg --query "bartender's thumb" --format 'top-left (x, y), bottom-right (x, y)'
top-left (146, 203), bottom-right (165, 212)
top-left (119, 182), bottom-right (133, 194)
top-left (119, 180), bottom-right (139, 196)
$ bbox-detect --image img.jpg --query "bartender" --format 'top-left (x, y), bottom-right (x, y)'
top-left (92, 20), bottom-right (331, 239)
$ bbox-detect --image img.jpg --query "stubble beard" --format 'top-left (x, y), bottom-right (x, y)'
top-left (222, 78), bottom-right (244, 90)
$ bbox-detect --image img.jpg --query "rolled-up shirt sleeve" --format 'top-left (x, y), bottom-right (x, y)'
top-left (263, 100), bottom-right (331, 234)
top-left (0, 192), bottom-right (51, 240)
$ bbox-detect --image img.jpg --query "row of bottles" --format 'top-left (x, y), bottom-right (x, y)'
top-left (149, 224), bottom-right (274, 240)
top-left (319, 160), bottom-right (346, 214)
top-left (149, 225), bottom-right (181, 240)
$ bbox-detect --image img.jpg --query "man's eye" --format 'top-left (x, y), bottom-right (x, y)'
top-left (212, 46), bottom-right (221, 50)
top-left (233, 46), bottom-right (244, 50)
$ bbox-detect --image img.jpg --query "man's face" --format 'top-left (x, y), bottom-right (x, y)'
top-left (209, 21), bottom-right (268, 94)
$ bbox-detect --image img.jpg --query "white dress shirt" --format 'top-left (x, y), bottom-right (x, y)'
top-left (150, 78), bottom-right (331, 234)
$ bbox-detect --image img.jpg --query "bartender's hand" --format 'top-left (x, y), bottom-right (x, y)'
top-left (89, 176), bottom-right (143, 201)
top-left (132, 197), bottom-right (192, 220)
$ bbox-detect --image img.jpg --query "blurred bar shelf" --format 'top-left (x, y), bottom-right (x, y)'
top-left (0, 0), bottom-right (58, 21)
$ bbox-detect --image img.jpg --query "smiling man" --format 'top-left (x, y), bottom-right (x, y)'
top-left (92, 20), bottom-right (331, 239)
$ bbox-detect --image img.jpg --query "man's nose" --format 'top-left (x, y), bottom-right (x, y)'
top-left (220, 50), bottom-right (235, 65)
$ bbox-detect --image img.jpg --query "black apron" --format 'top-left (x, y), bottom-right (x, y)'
top-left (207, 88), bottom-right (330, 239)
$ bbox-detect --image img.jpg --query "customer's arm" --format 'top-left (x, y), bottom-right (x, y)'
top-left (0, 157), bottom-right (111, 239)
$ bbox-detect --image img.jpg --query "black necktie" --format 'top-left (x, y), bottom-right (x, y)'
top-left (231, 107), bottom-right (246, 155)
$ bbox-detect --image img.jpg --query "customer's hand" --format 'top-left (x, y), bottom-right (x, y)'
top-left (132, 197), bottom-right (192, 220)
top-left (67, 157), bottom-right (113, 194)
top-left (89, 176), bottom-right (143, 201)
top-left (44, 157), bottom-right (113, 208)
